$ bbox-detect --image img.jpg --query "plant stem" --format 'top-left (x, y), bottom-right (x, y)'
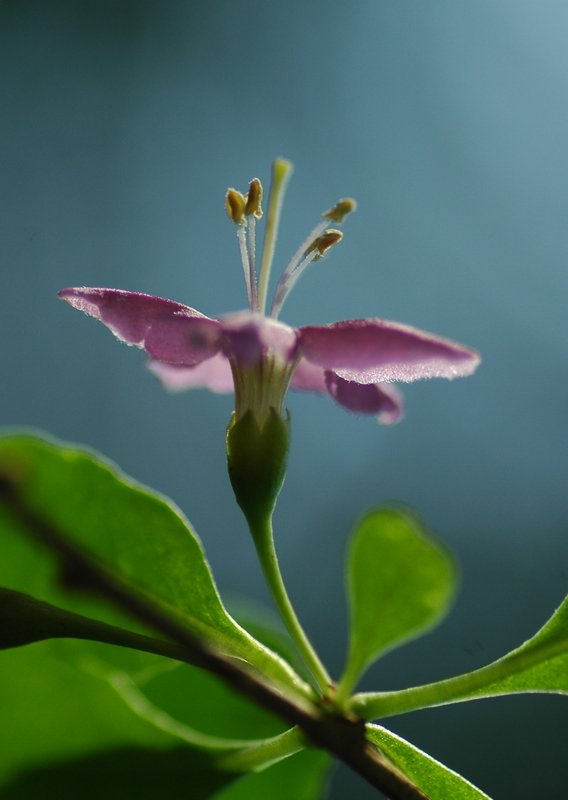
top-left (251, 516), bottom-right (332, 694)
top-left (335, 656), bottom-right (363, 708)
top-left (218, 727), bottom-right (306, 772)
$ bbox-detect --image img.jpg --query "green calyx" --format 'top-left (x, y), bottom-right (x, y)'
top-left (226, 409), bottom-right (290, 535)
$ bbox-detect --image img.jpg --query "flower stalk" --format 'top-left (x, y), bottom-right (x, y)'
top-left (249, 514), bottom-right (332, 694)
top-left (226, 408), bottom-right (330, 692)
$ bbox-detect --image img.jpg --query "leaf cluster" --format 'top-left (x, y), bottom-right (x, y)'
top-left (0, 434), bottom-right (566, 798)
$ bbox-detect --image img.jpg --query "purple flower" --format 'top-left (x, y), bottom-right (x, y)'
top-left (59, 161), bottom-right (479, 426)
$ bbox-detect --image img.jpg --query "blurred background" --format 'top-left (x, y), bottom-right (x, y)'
top-left (1, 0), bottom-right (567, 796)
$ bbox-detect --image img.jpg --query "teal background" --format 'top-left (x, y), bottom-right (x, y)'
top-left (1, 1), bottom-right (568, 796)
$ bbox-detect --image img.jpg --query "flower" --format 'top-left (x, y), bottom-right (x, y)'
top-left (58, 160), bottom-right (479, 427)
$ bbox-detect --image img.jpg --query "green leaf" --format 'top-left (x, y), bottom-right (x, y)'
top-left (0, 642), bottom-right (311, 798)
top-left (0, 642), bottom-right (175, 787)
top-left (0, 632), bottom-right (302, 789)
top-left (0, 438), bottom-right (314, 789)
top-left (352, 592), bottom-right (568, 720)
top-left (2, 747), bottom-right (330, 800)
top-left (0, 587), bottom-right (304, 758)
top-left (339, 508), bottom-right (455, 697)
top-left (366, 724), bottom-right (491, 800)
top-left (215, 749), bottom-right (331, 800)
top-left (0, 586), bottom-right (201, 662)
top-left (137, 661), bottom-right (288, 742)
top-left (0, 432), bottom-right (308, 697)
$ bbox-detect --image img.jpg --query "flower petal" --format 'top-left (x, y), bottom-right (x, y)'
top-left (325, 372), bottom-right (404, 424)
top-left (290, 359), bottom-right (328, 393)
top-left (299, 319), bottom-right (480, 384)
top-left (220, 312), bottom-right (299, 365)
top-left (58, 287), bottom-right (221, 365)
top-left (147, 353), bottom-right (234, 393)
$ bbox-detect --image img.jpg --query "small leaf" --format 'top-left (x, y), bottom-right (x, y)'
top-left (339, 508), bottom-right (455, 696)
top-left (458, 591), bottom-right (568, 696)
top-left (366, 724), bottom-right (491, 800)
top-left (0, 433), bottom-right (307, 696)
top-left (353, 592), bottom-right (568, 720)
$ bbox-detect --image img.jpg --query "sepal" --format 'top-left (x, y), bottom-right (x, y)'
top-left (226, 409), bottom-right (290, 535)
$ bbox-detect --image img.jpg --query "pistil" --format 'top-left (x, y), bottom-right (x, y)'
top-left (257, 159), bottom-right (294, 315)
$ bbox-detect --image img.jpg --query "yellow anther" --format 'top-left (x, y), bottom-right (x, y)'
top-left (225, 189), bottom-right (247, 224)
top-left (322, 198), bottom-right (357, 223)
top-left (306, 229), bottom-right (343, 259)
top-left (245, 178), bottom-right (263, 219)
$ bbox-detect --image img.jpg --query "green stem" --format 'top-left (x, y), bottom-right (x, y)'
top-left (257, 158), bottom-right (293, 314)
top-left (219, 726), bottom-right (306, 772)
top-left (252, 516), bottom-right (332, 694)
top-left (335, 655), bottom-right (363, 708)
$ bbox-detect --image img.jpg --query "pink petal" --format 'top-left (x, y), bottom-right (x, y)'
top-left (325, 373), bottom-right (404, 424)
top-left (290, 359), bottom-right (328, 393)
top-left (147, 353), bottom-right (234, 393)
top-left (58, 287), bottom-right (221, 366)
top-left (219, 312), bottom-right (299, 365)
top-left (299, 319), bottom-right (480, 384)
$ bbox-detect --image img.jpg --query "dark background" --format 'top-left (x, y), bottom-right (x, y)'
top-left (1, 1), bottom-right (567, 797)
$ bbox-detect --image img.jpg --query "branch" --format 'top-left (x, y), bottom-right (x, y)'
top-left (0, 476), bottom-right (429, 800)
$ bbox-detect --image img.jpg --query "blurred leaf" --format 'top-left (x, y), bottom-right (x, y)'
top-left (215, 749), bottom-right (331, 800)
top-left (366, 725), bottom-right (491, 800)
top-left (353, 592), bottom-right (568, 720)
top-left (0, 475), bottom-right (310, 780)
top-left (2, 746), bottom-right (330, 800)
top-left (0, 432), bottom-right (306, 695)
top-left (138, 662), bottom-right (287, 741)
top-left (339, 509), bottom-right (455, 696)
top-left (0, 746), bottom-right (238, 800)
top-left (0, 642), bottom-right (174, 787)
top-left (0, 633), bottom-right (304, 789)
top-left (0, 586), bottom-right (194, 661)
top-left (228, 600), bottom-right (309, 682)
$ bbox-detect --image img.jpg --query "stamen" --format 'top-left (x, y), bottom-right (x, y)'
top-left (236, 224), bottom-right (253, 309)
top-left (246, 217), bottom-right (258, 311)
top-left (257, 159), bottom-right (293, 315)
top-left (245, 178), bottom-right (263, 219)
top-left (268, 198), bottom-right (355, 319)
top-left (245, 179), bottom-right (263, 311)
top-left (270, 229), bottom-right (344, 319)
top-left (322, 197), bottom-right (357, 223)
top-left (305, 229), bottom-right (343, 259)
top-left (225, 189), bottom-right (247, 225)
top-left (277, 218), bottom-right (329, 285)
top-left (270, 250), bottom-right (319, 319)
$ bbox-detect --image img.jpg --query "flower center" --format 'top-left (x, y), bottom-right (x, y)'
top-left (225, 159), bottom-right (356, 320)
